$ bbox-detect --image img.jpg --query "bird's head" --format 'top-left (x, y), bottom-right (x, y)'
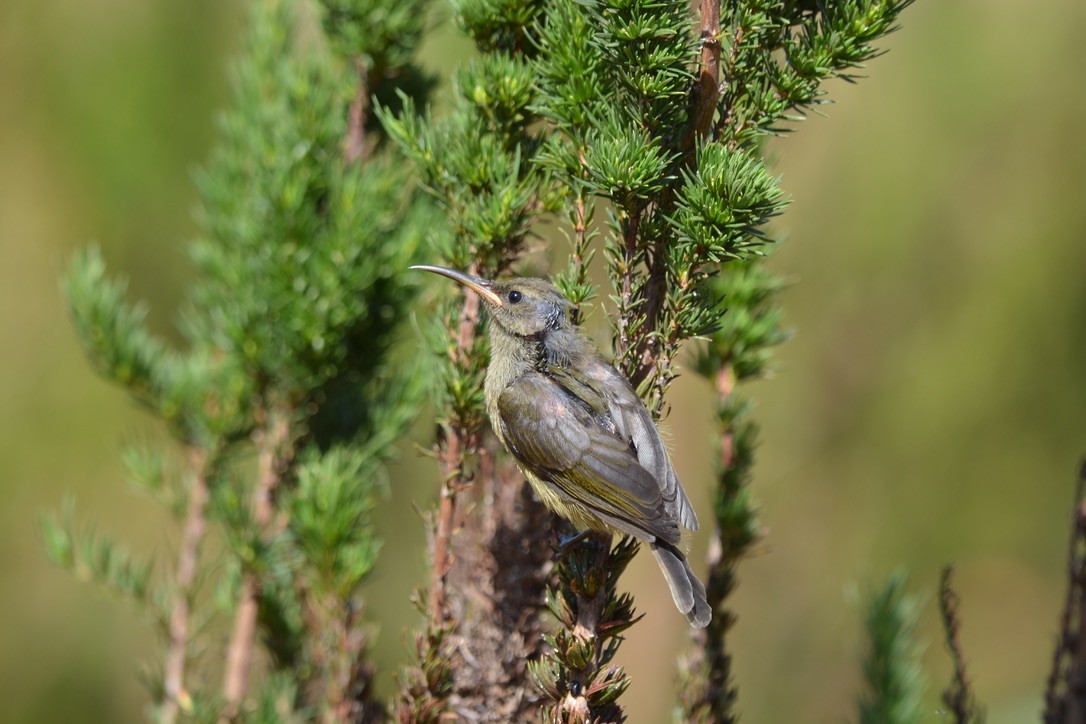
top-left (412, 265), bottom-right (572, 338)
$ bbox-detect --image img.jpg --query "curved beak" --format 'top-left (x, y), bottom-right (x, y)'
top-left (410, 265), bottom-right (504, 307)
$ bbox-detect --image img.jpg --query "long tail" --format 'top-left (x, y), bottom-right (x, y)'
top-left (651, 540), bottom-right (711, 628)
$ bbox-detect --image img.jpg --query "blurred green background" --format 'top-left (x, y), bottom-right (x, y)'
top-left (3, 0), bottom-right (1084, 721)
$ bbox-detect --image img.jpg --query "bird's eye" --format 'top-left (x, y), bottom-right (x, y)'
top-left (507, 290), bottom-right (522, 304)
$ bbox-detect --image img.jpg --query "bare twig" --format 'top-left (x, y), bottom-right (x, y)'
top-left (1044, 460), bottom-right (1086, 724)
top-left (223, 409), bottom-right (292, 714)
top-left (616, 210), bottom-right (643, 377)
top-left (938, 565), bottom-right (983, 723)
top-left (430, 264), bottom-right (484, 623)
top-left (344, 59), bottom-right (372, 165)
top-left (223, 583), bottom-right (260, 715)
top-left (678, 363), bottom-right (747, 722)
top-left (690, 0), bottom-right (722, 143)
top-left (631, 236), bottom-right (668, 401)
top-left (161, 446), bottom-right (210, 723)
top-left (714, 364), bottom-right (736, 469)
top-left (702, 365), bottom-right (740, 721)
top-left (567, 193), bottom-right (592, 327)
top-left (324, 596), bottom-right (383, 724)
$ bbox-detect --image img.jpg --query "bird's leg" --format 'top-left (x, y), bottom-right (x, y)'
top-left (556, 528), bottom-right (594, 553)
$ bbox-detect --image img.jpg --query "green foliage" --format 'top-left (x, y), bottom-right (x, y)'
top-left (50, 0), bottom-right (438, 719)
top-left (63, 247), bottom-right (167, 409)
top-left (531, 0), bottom-right (796, 394)
top-left (41, 500), bottom-right (155, 607)
top-left (858, 574), bottom-right (926, 724)
top-left (319, 0), bottom-right (430, 68)
top-left (673, 145), bottom-right (785, 263)
top-left (119, 438), bottom-right (178, 513)
top-left (189, 0), bottom-right (430, 407)
top-left (456, 0), bottom-right (545, 52)
top-left (379, 54), bottom-right (554, 276)
top-left (680, 261), bottom-right (786, 723)
top-left (290, 446), bottom-right (384, 597)
top-left (717, 0), bottom-right (914, 145)
top-left (695, 261), bottom-right (789, 382)
top-left (589, 0), bottom-right (696, 139)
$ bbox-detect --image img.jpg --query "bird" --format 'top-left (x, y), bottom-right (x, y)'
top-left (413, 265), bottom-right (711, 628)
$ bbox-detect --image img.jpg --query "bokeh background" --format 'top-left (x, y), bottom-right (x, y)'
top-left (3, 0), bottom-right (1084, 721)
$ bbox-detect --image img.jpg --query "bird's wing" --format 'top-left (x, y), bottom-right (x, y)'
top-left (578, 357), bottom-right (699, 532)
top-left (496, 371), bottom-right (680, 545)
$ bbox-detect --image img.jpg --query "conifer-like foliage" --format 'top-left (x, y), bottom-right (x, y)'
top-left (44, 0), bottom-right (437, 720)
top-left (385, 0), bottom-right (913, 720)
top-left (857, 574), bottom-right (926, 724)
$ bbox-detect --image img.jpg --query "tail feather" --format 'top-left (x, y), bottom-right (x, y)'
top-left (651, 541), bottom-right (711, 628)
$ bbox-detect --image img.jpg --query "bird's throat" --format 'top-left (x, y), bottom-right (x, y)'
top-left (485, 323), bottom-right (540, 399)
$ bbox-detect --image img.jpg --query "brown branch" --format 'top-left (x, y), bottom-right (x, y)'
top-left (429, 264), bottom-right (484, 623)
top-left (938, 565), bottom-right (983, 723)
top-left (629, 231), bottom-right (667, 394)
top-left (223, 583), bottom-right (260, 716)
top-left (690, 0), bottom-right (722, 144)
top-left (223, 409), bottom-right (292, 715)
top-left (715, 364), bottom-right (736, 469)
top-left (567, 192), bottom-right (592, 327)
top-left (161, 446), bottom-right (210, 723)
top-left (616, 209), bottom-right (643, 378)
top-left (629, 2), bottom-right (728, 399)
top-left (343, 59), bottom-right (372, 166)
top-left (429, 453), bottom-right (461, 622)
top-left (1070, 490), bottom-right (1086, 724)
top-left (678, 363), bottom-right (744, 722)
top-left (326, 596), bottom-right (383, 724)
top-left (1045, 460), bottom-right (1086, 724)
top-left (641, 270), bottom-right (696, 418)
top-left (632, 0), bottom-right (722, 393)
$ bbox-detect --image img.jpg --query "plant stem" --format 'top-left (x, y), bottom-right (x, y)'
top-left (938, 565), bottom-right (982, 724)
top-left (703, 364), bottom-right (740, 722)
top-left (691, 0), bottom-right (722, 143)
top-left (556, 530), bottom-right (620, 721)
top-left (223, 409), bottom-right (292, 713)
top-left (1046, 462), bottom-right (1086, 723)
top-left (715, 364), bottom-right (736, 469)
top-left (344, 59), bottom-right (372, 165)
top-left (162, 445), bottom-right (210, 723)
top-left (568, 192), bottom-right (591, 326)
top-left (616, 210), bottom-right (642, 377)
top-left (430, 265), bottom-right (484, 623)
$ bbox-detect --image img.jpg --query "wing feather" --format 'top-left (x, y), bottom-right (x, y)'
top-left (497, 372), bottom-right (679, 544)
top-left (557, 356), bottom-right (699, 532)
